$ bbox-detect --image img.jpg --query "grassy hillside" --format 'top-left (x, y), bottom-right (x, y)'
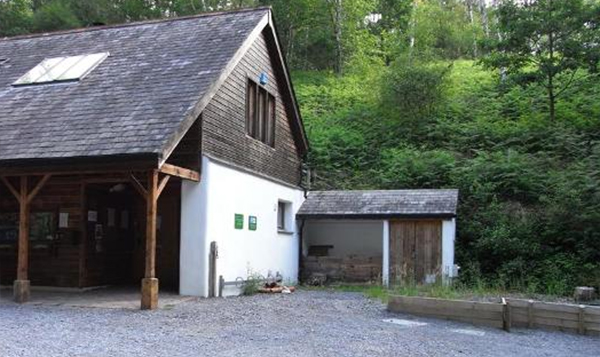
top-left (293, 60), bottom-right (600, 295)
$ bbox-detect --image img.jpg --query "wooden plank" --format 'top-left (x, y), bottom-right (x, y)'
top-left (388, 296), bottom-right (504, 329)
top-left (533, 316), bottom-right (580, 329)
top-left (534, 302), bottom-right (580, 314)
top-left (129, 174), bottom-right (147, 198)
top-left (159, 163), bottom-right (200, 182)
top-left (389, 303), bottom-right (504, 321)
top-left (156, 175), bottom-right (171, 198)
top-left (27, 174), bottom-right (51, 203)
top-left (390, 296), bottom-right (504, 312)
top-left (583, 307), bottom-right (600, 316)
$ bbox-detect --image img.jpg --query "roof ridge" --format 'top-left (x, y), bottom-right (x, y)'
top-left (0, 6), bottom-right (271, 43)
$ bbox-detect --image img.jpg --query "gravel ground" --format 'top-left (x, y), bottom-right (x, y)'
top-left (1, 290), bottom-right (599, 357)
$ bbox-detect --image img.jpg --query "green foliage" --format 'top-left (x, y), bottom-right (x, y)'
top-left (383, 56), bottom-right (452, 121)
top-left (0, 0), bottom-right (33, 37)
top-left (243, 270), bottom-right (264, 296)
top-left (481, 0), bottom-right (600, 121)
top-left (32, 0), bottom-right (81, 32)
top-left (378, 147), bottom-right (456, 189)
top-left (410, 0), bottom-right (482, 59)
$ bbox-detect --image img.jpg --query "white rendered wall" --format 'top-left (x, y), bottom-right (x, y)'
top-left (180, 156), bottom-right (212, 297)
top-left (442, 218), bottom-right (456, 279)
top-left (302, 220), bottom-right (383, 256)
top-left (180, 156), bottom-right (305, 297)
top-left (382, 220), bottom-right (390, 287)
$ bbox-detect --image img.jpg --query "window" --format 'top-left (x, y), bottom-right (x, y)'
top-left (246, 79), bottom-right (276, 146)
top-left (13, 52), bottom-right (109, 86)
top-left (277, 201), bottom-right (291, 232)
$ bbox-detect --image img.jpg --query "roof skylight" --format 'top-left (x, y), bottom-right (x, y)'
top-left (13, 52), bottom-right (109, 86)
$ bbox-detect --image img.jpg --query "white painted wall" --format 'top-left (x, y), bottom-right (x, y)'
top-left (442, 218), bottom-right (456, 280)
top-left (180, 157), bottom-right (212, 297)
top-left (382, 220), bottom-right (390, 287)
top-left (302, 220), bottom-right (383, 256)
top-left (180, 156), bottom-right (305, 297)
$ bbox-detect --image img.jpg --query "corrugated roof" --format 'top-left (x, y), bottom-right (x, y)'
top-left (297, 189), bottom-right (459, 218)
top-left (0, 8), bottom-right (268, 164)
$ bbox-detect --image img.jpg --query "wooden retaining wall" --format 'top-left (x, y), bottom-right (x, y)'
top-left (388, 295), bottom-right (600, 336)
top-left (388, 295), bottom-right (504, 329)
top-left (506, 299), bottom-right (600, 336)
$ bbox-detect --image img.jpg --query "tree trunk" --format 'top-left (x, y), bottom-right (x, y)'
top-left (332, 0), bottom-right (343, 75)
top-left (548, 76), bottom-right (556, 122)
top-left (408, 0), bottom-right (419, 58)
top-left (548, 27), bottom-right (556, 121)
top-left (479, 0), bottom-right (490, 38)
top-left (467, 0), bottom-right (478, 57)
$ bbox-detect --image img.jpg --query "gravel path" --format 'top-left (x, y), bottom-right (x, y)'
top-left (1, 290), bottom-right (598, 357)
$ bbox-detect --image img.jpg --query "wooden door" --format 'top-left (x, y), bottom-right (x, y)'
top-left (389, 220), bottom-right (442, 285)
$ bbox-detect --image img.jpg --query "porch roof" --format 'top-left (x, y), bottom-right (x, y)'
top-left (297, 189), bottom-right (459, 219)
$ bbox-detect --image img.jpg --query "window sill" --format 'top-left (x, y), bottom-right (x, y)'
top-left (245, 134), bottom-right (276, 150)
top-left (278, 230), bottom-right (294, 235)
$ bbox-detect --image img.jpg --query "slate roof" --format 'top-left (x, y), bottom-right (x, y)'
top-left (297, 189), bottom-right (459, 218)
top-left (0, 8), bottom-right (276, 165)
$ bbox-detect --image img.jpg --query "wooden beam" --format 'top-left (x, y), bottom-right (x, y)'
top-left (156, 175), bottom-right (171, 199)
top-left (141, 170), bottom-right (159, 310)
top-left (0, 176), bottom-right (21, 204)
top-left (17, 176), bottom-right (29, 281)
top-left (129, 174), bottom-right (148, 198)
top-left (14, 176), bottom-right (31, 303)
top-left (145, 170), bottom-right (158, 278)
top-left (159, 163), bottom-right (200, 182)
top-left (27, 174), bottom-right (51, 204)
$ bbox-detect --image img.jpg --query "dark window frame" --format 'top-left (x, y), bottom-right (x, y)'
top-left (246, 78), bottom-right (276, 147)
top-left (277, 201), bottom-right (287, 231)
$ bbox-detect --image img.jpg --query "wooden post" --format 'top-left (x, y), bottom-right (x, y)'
top-left (578, 305), bottom-right (586, 335)
top-left (527, 300), bottom-right (534, 328)
top-left (208, 241), bottom-right (218, 298)
top-left (14, 177), bottom-right (30, 303)
top-left (218, 275), bottom-right (224, 298)
top-left (502, 298), bottom-right (511, 332)
top-left (1, 174), bottom-right (51, 303)
top-left (141, 170), bottom-right (159, 310)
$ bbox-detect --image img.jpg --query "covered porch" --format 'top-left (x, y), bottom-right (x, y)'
top-left (0, 158), bottom-right (199, 310)
top-left (0, 286), bottom-right (193, 310)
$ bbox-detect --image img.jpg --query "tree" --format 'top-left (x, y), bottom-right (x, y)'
top-left (32, 0), bottom-right (81, 32)
top-left (482, 0), bottom-right (600, 121)
top-left (0, 0), bottom-right (33, 37)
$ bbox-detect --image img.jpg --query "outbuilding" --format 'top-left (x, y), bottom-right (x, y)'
top-left (297, 190), bottom-right (459, 286)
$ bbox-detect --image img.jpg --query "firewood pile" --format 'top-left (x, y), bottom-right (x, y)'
top-left (257, 274), bottom-right (296, 294)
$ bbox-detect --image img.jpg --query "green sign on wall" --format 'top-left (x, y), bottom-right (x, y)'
top-left (249, 216), bottom-right (257, 231)
top-left (234, 214), bottom-right (244, 229)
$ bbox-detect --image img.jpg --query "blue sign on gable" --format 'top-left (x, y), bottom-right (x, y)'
top-left (259, 72), bottom-right (268, 85)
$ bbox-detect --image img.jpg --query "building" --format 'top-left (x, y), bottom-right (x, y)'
top-left (0, 7), bottom-right (308, 309)
top-left (297, 190), bottom-right (458, 286)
